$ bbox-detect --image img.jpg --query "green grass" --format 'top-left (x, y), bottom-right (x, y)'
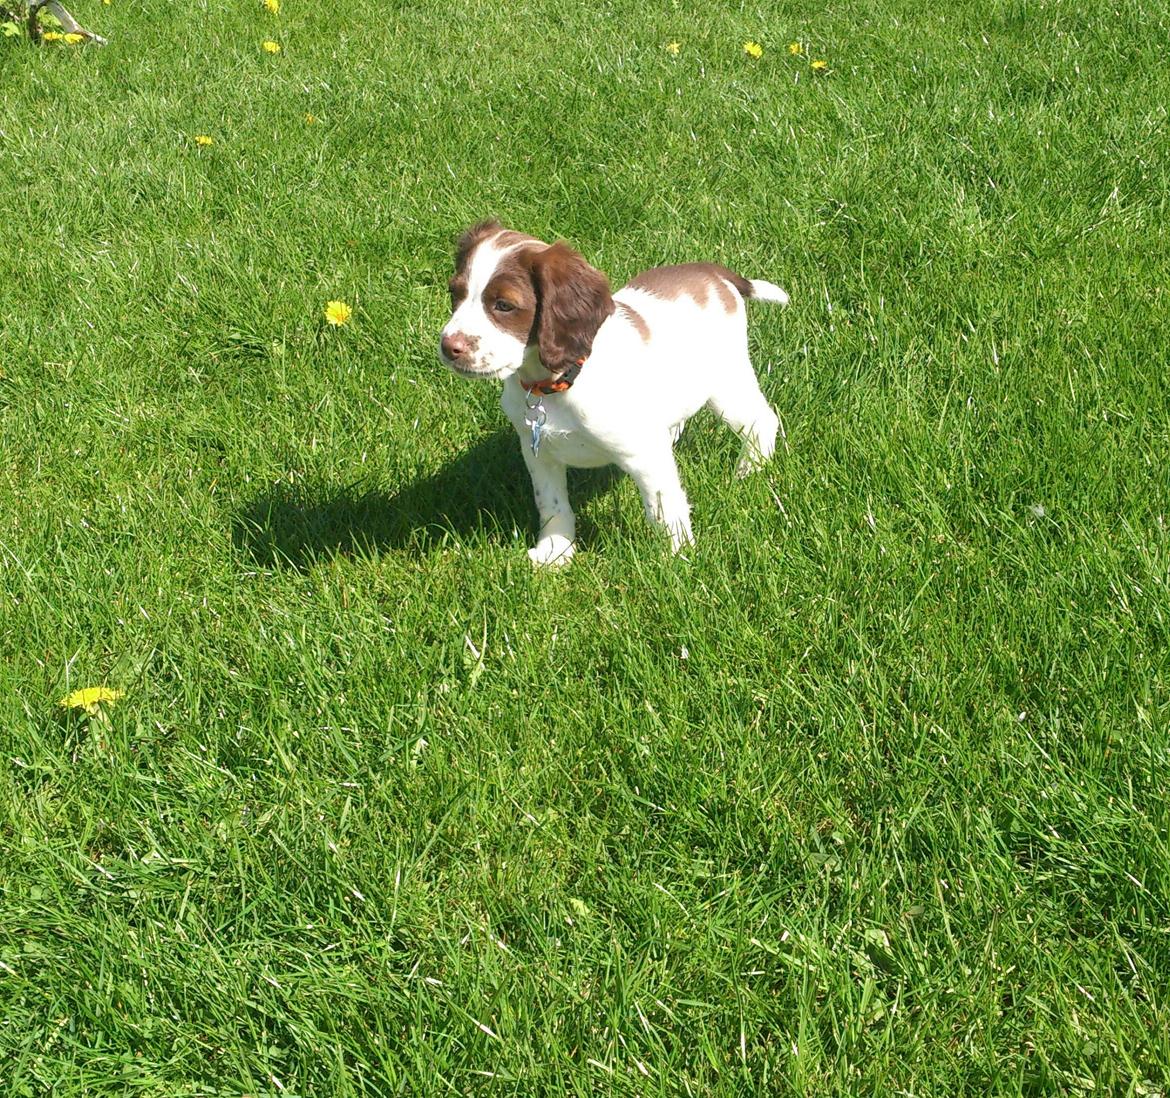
top-left (2, 0), bottom-right (1169, 1092)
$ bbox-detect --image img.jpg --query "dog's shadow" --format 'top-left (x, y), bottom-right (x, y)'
top-left (233, 429), bottom-right (623, 569)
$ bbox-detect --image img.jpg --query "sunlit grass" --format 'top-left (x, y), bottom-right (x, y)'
top-left (1, 0), bottom-right (1168, 1093)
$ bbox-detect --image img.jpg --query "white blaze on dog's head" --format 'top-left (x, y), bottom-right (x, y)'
top-left (439, 221), bottom-right (538, 379)
top-left (439, 220), bottom-right (614, 380)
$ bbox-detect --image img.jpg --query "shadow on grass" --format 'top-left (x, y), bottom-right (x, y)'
top-left (233, 429), bottom-right (621, 569)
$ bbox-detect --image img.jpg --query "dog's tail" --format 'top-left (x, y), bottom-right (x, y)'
top-left (744, 278), bottom-right (790, 306)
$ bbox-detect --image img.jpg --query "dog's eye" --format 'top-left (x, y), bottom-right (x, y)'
top-left (493, 299), bottom-right (516, 314)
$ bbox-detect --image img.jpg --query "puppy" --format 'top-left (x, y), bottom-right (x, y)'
top-left (439, 220), bottom-right (788, 566)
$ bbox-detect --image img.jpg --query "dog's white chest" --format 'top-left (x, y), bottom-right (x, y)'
top-left (502, 386), bottom-right (613, 468)
top-left (535, 423), bottom-right (613, 468)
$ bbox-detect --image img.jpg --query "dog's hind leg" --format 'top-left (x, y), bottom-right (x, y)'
top-left (706, 359), bottom-right (778, 477)
top-left (620, 440), bottom-right (694, 553)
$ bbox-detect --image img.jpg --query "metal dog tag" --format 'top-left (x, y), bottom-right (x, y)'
top-left (524, 393), bottom-right (547, 457)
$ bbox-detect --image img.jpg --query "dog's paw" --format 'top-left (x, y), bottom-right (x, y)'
top-left (669, 528), bottom-right (695, 555)
top-left (528, 536), bottom-right (575, 568)
top-left (735, 447), bottom-right (774, 478)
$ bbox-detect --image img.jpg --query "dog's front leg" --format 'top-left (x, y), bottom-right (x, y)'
top-left (621, 442), bottom-right (694, 554)
top-left (521, 445), bottom-right (575, 567)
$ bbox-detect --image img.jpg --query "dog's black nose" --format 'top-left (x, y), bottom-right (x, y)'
top-left (441, 333), bottom-right (470, 360)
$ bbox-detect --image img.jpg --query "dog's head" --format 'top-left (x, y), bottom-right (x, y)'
top-left (439, 220), bottom-right (614, 381)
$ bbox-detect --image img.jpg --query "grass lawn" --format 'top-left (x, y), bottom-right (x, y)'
top-left (2, 0), bottom-right (1169, 1092)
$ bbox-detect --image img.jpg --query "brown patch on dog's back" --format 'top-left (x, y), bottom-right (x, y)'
top-left (628, 263), bottom-right (753, 313)
top-left (617, 301), bottom-right (650, 342)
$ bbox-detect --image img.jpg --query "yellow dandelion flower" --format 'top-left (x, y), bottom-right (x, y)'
top-left (63, 31), bottom-right (84, 44)
top-left (262, 39), bottom-right (281, 54)
top-left (305, 113), bottom-right (316, 124)
top-left (665, 41), bottom-right (680, 55)
top-left (264, 0), bottom-right (280, 12)
top-left (41, 30), bottom-right (63, 41)
top-left (811, 58), bottom-right (829, 72)
top-left (743, 41), bottom-right (763, 59)
top-left (788, 41), bottom-right (802, 55)
top-left (325, 300), bottom-right (352, 327)
top-left (195, 134), bottom-right (214, 146)
top-left (59, 686), bottom-right (123, 715)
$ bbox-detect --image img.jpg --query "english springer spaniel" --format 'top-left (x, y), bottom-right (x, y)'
top-left (439, 220), bottom-right (788, 566)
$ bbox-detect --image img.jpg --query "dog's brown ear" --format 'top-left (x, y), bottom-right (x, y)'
top-left (529, 242), bottom-right (614, 374)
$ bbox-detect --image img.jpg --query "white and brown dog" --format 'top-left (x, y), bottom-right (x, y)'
top-left (439, 220), bottom-right (788, 566)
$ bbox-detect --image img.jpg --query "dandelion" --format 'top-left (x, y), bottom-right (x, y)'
top-left (41, 30), bottom-right (63, 41)
top-left (788, 41), bottom-right (802, 55)
top-left (743, 41), bottom-right (763, 59)
top-left (665, 41), bottom-right (680, 55)
top-left (325, 300), bottom-right (352, 327)
top-left (305, 113), bottom-right (316, 124)
top-left (194, 134), bottom-right (214, 147)
top-left (811, 59), bottom-right (829, 73)
top-left (262, 39), bottom-right (281, 54)
top-left (264, 0), bottom-right (280, 11)
top-left (63, 31), bottom-right (84, 44)
top-left (59, 686), bottom-right (123, 716)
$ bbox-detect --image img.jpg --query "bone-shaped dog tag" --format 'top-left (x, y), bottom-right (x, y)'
top-left (524, 395), bottom-right (547, 457)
